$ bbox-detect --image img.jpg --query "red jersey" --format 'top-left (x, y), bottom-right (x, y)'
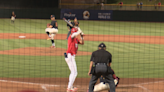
top-left (66, 36), bottom-right (79, 55)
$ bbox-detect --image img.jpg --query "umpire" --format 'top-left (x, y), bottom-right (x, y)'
top-left (88, 43), bottom-right (115, 92)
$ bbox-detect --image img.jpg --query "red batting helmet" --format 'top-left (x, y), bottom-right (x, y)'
top-left (71, 28), bottom-right (78, 34)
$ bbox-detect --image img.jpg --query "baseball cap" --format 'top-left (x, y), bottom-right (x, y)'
top-left (98, 43), bottom-right (106, 48)
top-left (68, 19), bottom-right (70, 21)
top-left (50, 15), bottom-right (55, 18)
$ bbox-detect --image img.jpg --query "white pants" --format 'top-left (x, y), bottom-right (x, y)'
top-left (65, 53), bottom-right (78, 89)
top-left (45, 28), bottom-right (58, 34)
top-left (45, 28), bottom-right (58, 40)
top-left (11, 16), bottom-right (15, 21)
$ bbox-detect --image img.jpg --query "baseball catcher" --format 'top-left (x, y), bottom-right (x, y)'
top-left (93, 69), bottom-right (120, 92)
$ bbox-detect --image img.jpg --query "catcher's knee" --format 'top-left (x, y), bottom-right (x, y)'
top-left (94, 82), bottom-right (110, 92)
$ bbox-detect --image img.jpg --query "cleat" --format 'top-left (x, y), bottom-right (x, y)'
top-left (71, 87), bottom-right (78, 92)
top-left (67, 88), bottom-right (71, 92)
top-left (47, 37), bottom-right (51, 40)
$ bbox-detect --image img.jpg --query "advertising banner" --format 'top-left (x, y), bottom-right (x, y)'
top-left (60, 9), bottom-right (113, 20)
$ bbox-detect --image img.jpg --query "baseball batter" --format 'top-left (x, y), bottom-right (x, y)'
top-left (45, 15), bottom-right (58, 48)
top-left (64, 23), bottom-right (84, 92)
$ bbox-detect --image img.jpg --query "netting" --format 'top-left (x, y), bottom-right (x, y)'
top-left (0, 0), bottom-right (164, 92)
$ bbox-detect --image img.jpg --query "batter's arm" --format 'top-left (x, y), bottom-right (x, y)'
top-left (71, 31), bottom-right (82, 38)
top-left (79, 35), bottom-right (84, 45)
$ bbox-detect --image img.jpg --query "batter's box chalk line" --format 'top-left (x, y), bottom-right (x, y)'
top-left (0, 79), bottom-right (59, 92)
top-left (118, 80), bottom-right (164, 92)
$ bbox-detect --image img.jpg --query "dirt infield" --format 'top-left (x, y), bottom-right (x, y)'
top-left (0, 47), bottom-right (91, 56)
top-left (0, 33), bottom-right (164, 92)
top-left (0, 78), bottom-right (163, 92)
top-left (1, 33), bottom-right (164, 44)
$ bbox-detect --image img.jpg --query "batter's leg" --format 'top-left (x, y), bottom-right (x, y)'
top-left (70, 55), bottom-right (78, 87)
top-left (65, 53), bottom-right (77, 89)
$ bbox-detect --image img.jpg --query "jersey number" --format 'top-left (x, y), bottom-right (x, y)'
top-left (75, 44), bottom-right (78, 48)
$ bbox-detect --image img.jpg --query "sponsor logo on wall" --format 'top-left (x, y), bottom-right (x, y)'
top-left (98, 13), bottom-right (111, 19)
top-left (64, 12), bottom-right (76, 17)
top-left (83, 11), bottom-right (90, 20)
top-left (61, 9), bottom-right (112, 20)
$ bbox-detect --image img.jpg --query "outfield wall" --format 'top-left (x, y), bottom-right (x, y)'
top-left (60, 9), bottom-right (164, 22)
top-left (112, 11), bottom-right (164, 22)
top-left (0, 8), bottom-right (61, 19)
top-left (1, 8), bottom-right (164, 22)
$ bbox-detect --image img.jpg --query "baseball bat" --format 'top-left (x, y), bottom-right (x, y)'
top-left (63, 18), bottom-right (74, 27)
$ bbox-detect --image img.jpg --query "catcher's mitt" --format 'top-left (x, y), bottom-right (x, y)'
top-left (47, 23), bottom-right (50, 28)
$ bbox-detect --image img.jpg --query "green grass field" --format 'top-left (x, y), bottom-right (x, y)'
top-left (1, 19), bottom-right (164, 36)
top-left (0, 39), bottom-right (164, 78)
top-left (0, 19), bottom-right (164, 78)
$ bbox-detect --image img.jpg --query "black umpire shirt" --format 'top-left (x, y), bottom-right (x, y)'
top-left (90, 49), bottom-right (112, 64)
top-left (51, 21), bottom-right (58, 29)
top-left (72, 21), bottom-right (79, 26)
top-left (67, 22), bottom-right (74, 29)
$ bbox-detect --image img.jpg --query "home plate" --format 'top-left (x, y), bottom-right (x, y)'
top-left (19, 36), bottom-right (26, 38)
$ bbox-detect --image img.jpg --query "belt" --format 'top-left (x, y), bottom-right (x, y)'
top-left (96, 63), bottom-right (107, 65)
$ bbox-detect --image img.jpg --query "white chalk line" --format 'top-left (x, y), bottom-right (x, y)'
top-left (0, 79), bottom-right (163, 92)
top-left (0, 79), bottom-right (60, 92)
top-left (118, 80), bottom-right (164, 92)
top-left (119, 80), bottom-right (164, 87)
top-left (0, 79), bottom-right (59, 87)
